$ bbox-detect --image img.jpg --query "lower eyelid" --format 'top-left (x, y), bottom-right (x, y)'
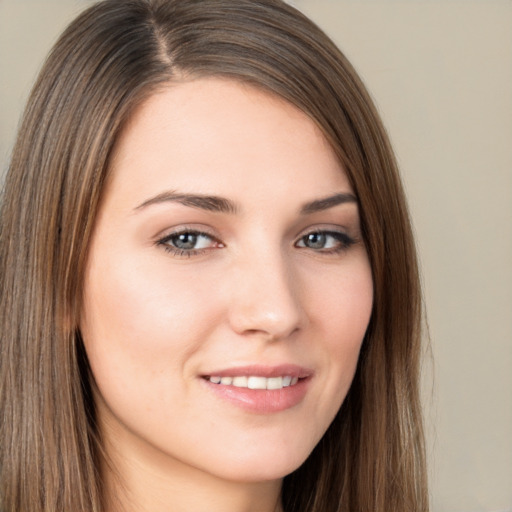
top-left (157, 242), bottom-right (212, 258)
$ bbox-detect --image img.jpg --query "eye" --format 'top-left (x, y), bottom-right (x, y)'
top-left (295, 230), bottom-right (355, 253)
top-left (157, 229), bottom-right (222, 257)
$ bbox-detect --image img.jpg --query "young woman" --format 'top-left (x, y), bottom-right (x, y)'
top-left (0, 1), bottom-right (428, 511)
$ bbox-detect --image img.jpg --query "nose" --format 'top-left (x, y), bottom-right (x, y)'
top-left (227, 249), bottom-right (304, 341)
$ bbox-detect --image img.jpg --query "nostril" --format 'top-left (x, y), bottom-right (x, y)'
top-left (226, 261), bottom-right (304, 339)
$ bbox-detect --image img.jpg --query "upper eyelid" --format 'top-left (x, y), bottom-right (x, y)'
top-left (155, 225), bottom-right (218, 241)
top-left (295, 229), bottom-right (353, 243)
top-left (295, 226), bottom-right (359, 248)
top-left (295, 225), bottom-right (351, 238)
top-left (154, 222), bottom-right (357, 245)
top-left (160, 230), bottom-right (216, 241)
top-left (156, 225), bottom-right (352, 239)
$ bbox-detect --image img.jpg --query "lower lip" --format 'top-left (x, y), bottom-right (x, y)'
top-left (202, 378), bottom-right (310, 414)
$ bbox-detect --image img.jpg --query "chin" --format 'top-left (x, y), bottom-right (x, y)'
top-left (200, 440), bottom-right (315, 484)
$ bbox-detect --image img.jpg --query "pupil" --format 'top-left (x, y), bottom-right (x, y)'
top-left (307, 233), bottom-right (326, 249)
top-left (175, 233), bottom-right (197, 249)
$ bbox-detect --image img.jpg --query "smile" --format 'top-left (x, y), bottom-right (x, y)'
top-left (201, 365), bottom-right (312, 413)
top-left (206, 375), bottom-right (300, 390)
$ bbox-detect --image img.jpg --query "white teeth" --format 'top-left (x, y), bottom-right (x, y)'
top-left (248, 376), bottom-right (267, 389)
top-left (282, 376), bottom-right (292, 387)
top-left (266, 377), bottom-right (283, 390)
top-left (207, 375), bottom-right (300, 390)
top-left (232, 376), bottom-right (248, 387)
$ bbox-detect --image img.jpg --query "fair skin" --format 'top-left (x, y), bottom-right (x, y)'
top-left (80, 78), bottom-right (373, 512)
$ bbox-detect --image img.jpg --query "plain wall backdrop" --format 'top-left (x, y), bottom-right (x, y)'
top-left (1, 1), bottom-right (511, 511)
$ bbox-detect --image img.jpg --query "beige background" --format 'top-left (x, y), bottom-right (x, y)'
top-left (1, 1), bottom-right (511, 511)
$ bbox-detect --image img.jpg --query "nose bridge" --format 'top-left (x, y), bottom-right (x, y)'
top-left (228, 244), bottom-right (303, 339)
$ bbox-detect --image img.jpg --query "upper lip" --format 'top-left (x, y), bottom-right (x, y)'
top-left (201, 364), bottom-right (313, 379)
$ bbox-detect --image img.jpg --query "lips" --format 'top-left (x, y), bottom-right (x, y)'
top-left (201, 364), bottom-right (313, 413)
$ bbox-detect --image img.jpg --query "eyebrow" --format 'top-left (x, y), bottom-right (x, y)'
top-left (134, 190), bottom-right (357, 215)
top-left (135, 191), bottom-right (238, 214)
top-left (300, 192), bottom-right (358, 214)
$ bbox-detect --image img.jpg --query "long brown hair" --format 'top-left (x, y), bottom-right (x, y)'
top-left (0, 1), bottom-right (428, 510)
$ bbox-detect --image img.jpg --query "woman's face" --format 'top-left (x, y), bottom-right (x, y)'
top-left (80, 78), bottom-right (373, 484)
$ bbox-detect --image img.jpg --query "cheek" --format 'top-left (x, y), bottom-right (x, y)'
top-left (306, 258), bottom-right (373, 399)
top-left (79, 251), bottom-right (222, 398)
top-left (311, 257), bottom-right (373, 345)
top-left (85, 246), bottom-right (216, 333)
top-left (79, 256), bottom-right (225, 459)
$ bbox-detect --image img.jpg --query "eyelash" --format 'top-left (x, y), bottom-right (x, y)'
top-left (296, 230), bottom-right (356, 254)
top-left (157, 229), bottom-right (221, 258)
top-left (156, 228), bottom-right (356, 258)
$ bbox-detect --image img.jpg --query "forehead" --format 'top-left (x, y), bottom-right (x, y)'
top-left (106, 77), bottom-right (351, 209)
